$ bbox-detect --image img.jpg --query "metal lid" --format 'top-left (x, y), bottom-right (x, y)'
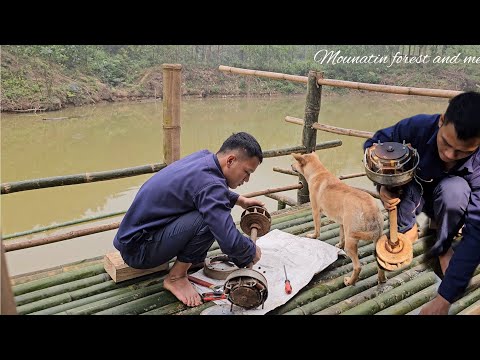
top-left (371, 142), bottom-right (409, 160)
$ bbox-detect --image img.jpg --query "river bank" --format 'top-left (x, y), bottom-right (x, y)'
top-left (2, 47), bottom-right (478, 113)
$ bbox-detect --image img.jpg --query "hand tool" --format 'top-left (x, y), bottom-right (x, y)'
top-left (201, 292), bottom-right (227, 302)
top-left (187, 275), bottom-right (223, 295)
top-left (283, 265), bottom-right (292, 294)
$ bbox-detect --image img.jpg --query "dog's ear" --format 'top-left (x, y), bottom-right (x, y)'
top-left (292, 153), bottom-right (305, 164)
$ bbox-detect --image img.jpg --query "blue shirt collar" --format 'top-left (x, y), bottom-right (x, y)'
top-left (426, 116), bottom-right (440, 146)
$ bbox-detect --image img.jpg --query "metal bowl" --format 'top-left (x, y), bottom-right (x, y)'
top-left (363, 147), bottom-right (420, 187)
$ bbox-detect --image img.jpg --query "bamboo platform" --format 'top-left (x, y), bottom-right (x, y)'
top-left (10, 203), bottom-right (480, 315)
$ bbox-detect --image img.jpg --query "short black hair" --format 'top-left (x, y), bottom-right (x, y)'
top-left (444, 91), bottom-right (480, 140)
top-left (217, 132), bottom-right (263, 163)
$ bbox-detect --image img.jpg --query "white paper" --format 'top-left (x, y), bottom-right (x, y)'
top-left (190, 229), bottom-right (344, 315)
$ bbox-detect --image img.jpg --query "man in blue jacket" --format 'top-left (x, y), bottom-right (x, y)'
top-left (114, 132), bottom-right (264, 307)
top-left (364, 91), bottom-right (480, 315)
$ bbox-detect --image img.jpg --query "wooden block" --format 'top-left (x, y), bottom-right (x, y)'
top-left (104, 251), bottom-right (169, 283)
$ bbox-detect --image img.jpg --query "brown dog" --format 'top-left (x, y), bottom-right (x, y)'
top-left (291, 152), bottom-right (386, 286)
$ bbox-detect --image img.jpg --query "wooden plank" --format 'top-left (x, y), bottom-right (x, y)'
top-left (1, 243), bottom-right (17, 314)
top-left (104, 251), bottom-right (169, 283)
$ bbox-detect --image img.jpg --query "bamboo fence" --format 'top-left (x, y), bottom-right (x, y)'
top-left (219, 65), bottom-right (462, 98)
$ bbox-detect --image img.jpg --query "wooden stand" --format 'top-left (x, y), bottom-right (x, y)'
top-left (104, 251), bottom-right (169, 283)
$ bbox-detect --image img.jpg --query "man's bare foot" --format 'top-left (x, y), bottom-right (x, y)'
top-left (439, 247), bottom-right (454, 274)
top-left (164, 274), bottom-right (203, 307)
top-left (404, 223), bottom-right (419, 243)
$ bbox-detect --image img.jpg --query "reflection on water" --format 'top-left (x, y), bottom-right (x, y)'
top-left (1, 93), bottom-right (447, 275)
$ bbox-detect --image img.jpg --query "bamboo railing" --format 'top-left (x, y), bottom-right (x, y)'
top-left (4, 183), bottom-right (303, 252)
top-left (285, 116), bottom-right (374, 139)
top-left (219, 65), bottom-right (462, 99)
top-left (1, 163), bottom-right (167, 195)
top-left (0, 141), bottom-right (341, 196)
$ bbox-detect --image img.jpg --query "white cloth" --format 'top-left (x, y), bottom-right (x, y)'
top-left (191, 229), bottom-right (344, 315)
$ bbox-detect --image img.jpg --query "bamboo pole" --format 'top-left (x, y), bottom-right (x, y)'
top-left (341, 272), bottom-right (439, 315)
top-left (12, 263), bottom-right (105, 296)
top-left (219, 65), bottom-right (460, 98)
top-left (17, 278), bottom-right (122, 315)
top-left (317, 78), bottom-right (461, 99)
top-left (271, 207), bottom-right (311, 225)
top-left (62, 282), bottom-right (167, 315)
top-left (141, 301), bottom-right (188, 315)
top-left (457, 298), bottom-right (480, 315)
top-left (174, 301), bottom-right (216, 315)
top-left (14, 273), bottom-right (110, 306)
top-left (11, 256), bottom-right (104, 286)
top-left (162, 64), bottom-right (182, 165)
top-left (262, 140), bottom-right (342, 158)
top-left (1, 163), bottom-right (167, 195)
top-left (264, 193), bottom-right (297, 207)
top-left (274, 167), bottom-right (366, 181)
top-left (271, 215), bottom-right (314, 231)
top-left (303, 71), bottom-right (322, 153)
top-left (4, 222), bottom-right (121, 252)
top-left (219, 65), bottom-right (308, 84)
top-left (270, 202), bottom-right (311, 218)
top-left (31, 284), bottom-right (135, 315)
top-left (273, 167), bottom-right (298, 176)
top-left (242, 183), bottom-right (303, 198)
top-left (95, 289), bottom-right (177, 315)
top-left (449, 272), bottom-right (480, 315)
top-left (298, 71), bottom-right (323, 205)
top-left (3, 210), bottom-right (126, 240)
top-left (374, 283), bottom-right (439, 315)
top-left (1, 242), bottom-right (17, 314)
top-left (285, 116), bottom-right (374, 139)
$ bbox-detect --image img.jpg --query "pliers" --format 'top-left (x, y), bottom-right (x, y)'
top-left (188, 275), bottom-right (224, 294)
top-left (188, 275), bottom-right (225, 301)
top-left (201, 292), bottom-right (227, 302)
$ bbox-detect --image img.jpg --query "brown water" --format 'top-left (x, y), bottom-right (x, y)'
top-left (1, 93), bottom-right (447, 275)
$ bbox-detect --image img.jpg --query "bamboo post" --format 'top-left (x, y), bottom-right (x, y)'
top-left (1, 243), bottom-right (17, 314)
top-left (162, 64), bottom-right (182, 165)
top-left (298, 71), bottom-right (323, 205)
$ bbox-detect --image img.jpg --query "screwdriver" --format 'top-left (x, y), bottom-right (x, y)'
top-left (283, 265), bottom-right (292, 294)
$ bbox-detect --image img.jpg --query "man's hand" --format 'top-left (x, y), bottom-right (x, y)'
top-left (419, 295), bottom-right (451, 315)
top-left (246, 245), bottom-right (262, 268)
top-left (237, 195), bottom-right (265, 210)
top-left (379, 185), bottom-right (401, 211)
